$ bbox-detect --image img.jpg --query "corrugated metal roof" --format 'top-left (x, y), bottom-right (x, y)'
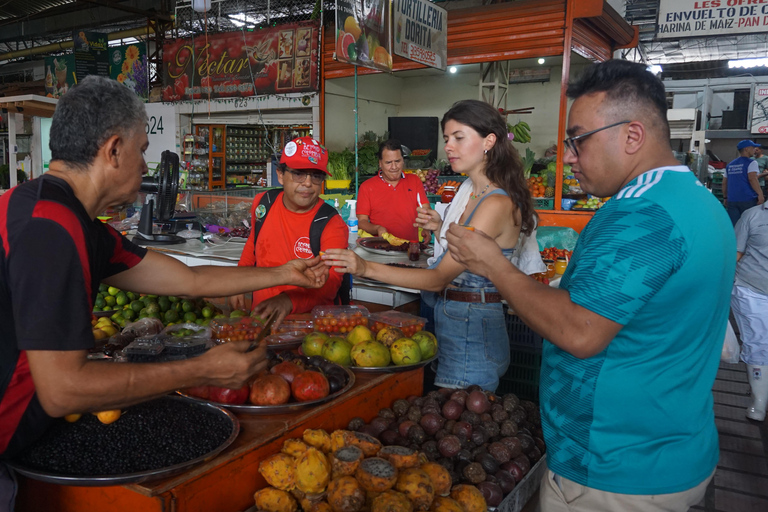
top-left (0, 0), bottom-right (75, 22)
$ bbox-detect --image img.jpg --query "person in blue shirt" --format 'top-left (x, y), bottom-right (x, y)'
top-left (724, 139), bottom-right (764, 225)
top-left (445, 60), bottom-right (735, 512)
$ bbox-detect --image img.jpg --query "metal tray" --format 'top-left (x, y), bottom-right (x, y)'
top-left (357, 237), bottom-right (408, 256)
top-left (178, 366), bottom-right (355, 414)
top-left (351, 354), bottom-right (438, 374)
top-left (7, 395), bottom-right (239, 487)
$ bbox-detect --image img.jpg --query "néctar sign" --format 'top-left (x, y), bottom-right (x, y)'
top-left (162, 21), bottom-right (319, 101)
top-left (752, 85), bottom-right (768, 134)
top-left (657, 0), bottom-right (768, 39)
top-left (393, 0), bottom-right (447, 70)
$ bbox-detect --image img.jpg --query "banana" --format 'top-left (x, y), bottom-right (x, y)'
top-left (382, 232), bottom-right (408, 246)
top-left (519, 121), bottom-right (530, 131)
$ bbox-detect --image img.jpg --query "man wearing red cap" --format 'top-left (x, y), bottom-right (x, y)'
top-left (230, 137), bottom-right (348, 325)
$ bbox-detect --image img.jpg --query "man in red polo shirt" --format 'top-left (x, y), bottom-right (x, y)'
top-left (357, 139), bottom-right (430, 242)
top-left (230, 137), bottom-right (348, 326)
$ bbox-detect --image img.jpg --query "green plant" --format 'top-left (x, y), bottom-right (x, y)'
top-left (326, 150), bottom-right (354, 181)
top-left (522, 149), bottom-right (536, 179)
top-left (0, 165), bottom-right (26, 189)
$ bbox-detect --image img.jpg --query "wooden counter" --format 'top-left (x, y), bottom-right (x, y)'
top-left (17, 369), bottom-right (423, 512)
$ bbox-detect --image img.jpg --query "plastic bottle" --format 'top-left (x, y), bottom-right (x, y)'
top-left (346, 199), bottom-right (358, 233)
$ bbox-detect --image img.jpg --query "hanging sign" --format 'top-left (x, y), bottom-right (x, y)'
top-left (44, 54), bottom-right (76, 98)
top-left (657, 0), bottom-right (768, 39)
top-left (752, 85), bottom-right (768, 134)
top-left (335, 0), bottom-right (393, 72)
top-left (110, 44), bottom-right (149, 100)
top-left (162, 21), bottom-right (319, 102)
top-left (73, 31), bottom-right (110, 81)
top-left (144, 103), bottom-right (177, 167)
top-left (393, 0), bottom-right (447, 70)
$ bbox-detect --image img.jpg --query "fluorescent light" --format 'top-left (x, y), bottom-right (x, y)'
top-left (449, 66), bottom-right (457, 73)
top-left (647, 64), bottom-right (663, 75)
top-left (538, 58), bottom-right (545, 65)
top-left (729, 57), bottom-right (768, 68)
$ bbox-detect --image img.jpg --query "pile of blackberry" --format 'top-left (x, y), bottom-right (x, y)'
top-left (16, 398), bottom-right (233, 476)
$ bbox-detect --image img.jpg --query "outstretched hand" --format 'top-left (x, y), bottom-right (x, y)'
top-left (321, 248), bottom-right (368, 278)
top-left (445, 223), bottom-right (505, 278)
top-left (282, 256), bottom-right (328, 289)
top-left (201, 339), bottom-right (268, 389)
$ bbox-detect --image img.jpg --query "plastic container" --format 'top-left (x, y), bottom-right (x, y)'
top-left (311, 305), bottom-right (369, 334)
top-left (273, 318), bottom-right (314, 335)
top-left (346, 199), bottom-right (358, 233)
top-left (210, 316), bottom-right (265, 343)
top-left (160, 322), bottom-right (212, 340)
top-left (369, 311), bottom-right (427, 338)
top-left (554, 257), bottom-right (568, 275)
top-left (161, 337), bottom-right (209, 357)
top-left (123, 337), bottom-right (165, 363)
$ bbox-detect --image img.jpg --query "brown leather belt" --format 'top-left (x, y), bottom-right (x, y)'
top-left (444, 289), bottom-right (503, 304)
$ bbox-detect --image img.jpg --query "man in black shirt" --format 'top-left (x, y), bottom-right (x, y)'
top-left (0, 76), bottom-right (326, 507)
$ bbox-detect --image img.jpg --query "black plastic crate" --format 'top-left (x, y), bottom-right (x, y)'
top-left (504, 306), bottom-right (543, 352)
top-left (498, 346), bottom-right (542, 401)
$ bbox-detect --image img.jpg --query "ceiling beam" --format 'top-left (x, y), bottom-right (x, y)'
top-left (78, 0), bottom-right (173, 22)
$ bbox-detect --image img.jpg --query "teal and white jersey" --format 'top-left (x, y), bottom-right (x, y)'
top-left (541, 166), bottom-right (735, 494)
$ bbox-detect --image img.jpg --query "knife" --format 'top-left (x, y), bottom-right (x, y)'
top-left (245, 309), bottom-right (279, 353)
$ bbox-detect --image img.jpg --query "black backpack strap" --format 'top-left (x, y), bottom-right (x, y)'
top-left (309, 203), bottom-right (351, 305)
top-left (250, 188), bottom-right (282, 245)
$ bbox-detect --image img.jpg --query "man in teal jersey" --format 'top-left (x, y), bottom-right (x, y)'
top-left (446, 60), bottom-right (735, 511)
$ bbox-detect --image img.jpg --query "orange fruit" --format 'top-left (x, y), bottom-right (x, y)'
top-left (373, 46), bottom-right (392, 68)
top-left (64, 413), bottom-right (82, 423)
top-left (94, 409), bottom-right (121, 424)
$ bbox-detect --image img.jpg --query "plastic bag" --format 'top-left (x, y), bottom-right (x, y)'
top-left (721, 320), bottom-right (740, 364)
top-left (536, 226), bottom-right (580, 251)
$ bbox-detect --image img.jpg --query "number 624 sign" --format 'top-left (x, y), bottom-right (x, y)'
top-left (143, 103), bottom-right (177, 167)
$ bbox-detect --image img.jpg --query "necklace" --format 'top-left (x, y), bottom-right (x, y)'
top-left (470, 183), bottom-right (491, 200)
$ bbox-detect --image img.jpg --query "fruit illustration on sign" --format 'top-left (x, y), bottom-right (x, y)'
top-left (344, 16), bottom-right (362, 40)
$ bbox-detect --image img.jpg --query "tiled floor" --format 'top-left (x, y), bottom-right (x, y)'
top-left (690, 360), bottom-right (768, 512)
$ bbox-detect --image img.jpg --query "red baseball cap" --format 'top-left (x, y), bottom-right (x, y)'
top-left (280, 136), bottom-right (330, 175)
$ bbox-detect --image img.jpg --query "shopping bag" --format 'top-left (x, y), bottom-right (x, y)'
top-left (721, 320), bottom-right (740, 364)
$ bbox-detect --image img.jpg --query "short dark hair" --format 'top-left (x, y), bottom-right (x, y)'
top-left (567, 59), bottom-right (670, 141)
top-left (50, 75), bottom-right (147, 169)
top-left (377, 139), bottom-right (403, 160)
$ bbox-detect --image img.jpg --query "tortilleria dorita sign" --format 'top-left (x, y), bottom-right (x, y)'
top-left (393, 0), bottom-right (447, 70)
top-left (162, 21), bottom-right (319, 101)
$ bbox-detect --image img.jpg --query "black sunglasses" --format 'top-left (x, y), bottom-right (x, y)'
top-left (564, 120), bottom-right (630, 157)
top-left (285, 169), bottom-right (325, 185)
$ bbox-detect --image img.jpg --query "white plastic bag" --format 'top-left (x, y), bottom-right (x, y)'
top-left (721, 320), bottom-right (740, 364)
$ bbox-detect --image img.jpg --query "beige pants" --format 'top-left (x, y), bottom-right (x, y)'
top-left (539, 469), bottom-right (714, 512)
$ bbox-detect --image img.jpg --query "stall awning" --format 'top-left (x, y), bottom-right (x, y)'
top-left (0, 94), bottom-right (58, 118)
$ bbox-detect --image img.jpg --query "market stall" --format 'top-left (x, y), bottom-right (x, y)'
top-left (15, 370), bottom-right (424, 512)
top-left (321, 0), bottom-right (637, 234)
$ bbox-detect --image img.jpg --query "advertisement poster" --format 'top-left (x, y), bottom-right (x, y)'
top-left (393, 0), bottom-right (446, 70)
top-left (162, 21), bottom-right (319, 102)
top-left (752, 85), bottom-right (768, 135)
top-left (657, 0), bottom-right (768, 39)
top-left (73, 31), bottom-right (109, 81)
top-left (44, 54), bottom-right (76, 98)
top-left (335, 0), bottom-right (392, 72)
top-left (110, 44), bottom-right (149, 100)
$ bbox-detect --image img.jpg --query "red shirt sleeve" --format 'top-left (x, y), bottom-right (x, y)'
top-left (356, 178), bottom-right (373, 217)
top-left (238, 192), bottom-right (266, 268)
top-left (283, 215), bottom-right (349, 312)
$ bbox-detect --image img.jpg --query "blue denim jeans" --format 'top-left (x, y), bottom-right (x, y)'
top-left (433, 293), bottom-right (510, 391)
top-left (727, 199), bottom-right (757, 226)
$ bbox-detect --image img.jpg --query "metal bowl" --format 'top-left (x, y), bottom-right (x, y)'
top-left (178, 365), bottom-right (355, 414)
top-left (351, 354), bottom-right (438, 374)
top-left (8, 395), bottom-right (239, 486)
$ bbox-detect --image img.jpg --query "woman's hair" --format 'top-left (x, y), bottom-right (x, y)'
top-left (441, 99), bottom-right (536, 235)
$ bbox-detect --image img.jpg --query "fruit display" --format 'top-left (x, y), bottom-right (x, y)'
top-left (92, 284), bottom-right (227, 329)
top-left (182, 352), bottom-right (352, 409)
top-left (91, 316), bottom-right (119, 341)
top-left (336, 15), bottom-right (392, 70)
top-left (507, 121), bottom-right (531, 144)
top-left (346, 386), bottom-right (546, 508)
top-left (539, 247), bottom-right (573, 261)
top-left (274, 319), bottom-right (314, 335)
top-left (252, 426), bottom-right (488, 512)
top-left (573, 196), bottom-right (607, 210)
top-left (370, 311), bottom-right (427, 339)
top-left (14, 397), bottom-right (234, 478)
top-left (210, 315), bottom-right (266, 343)
top-left (301, 321), bottom-right (438, 370)
top-left (526, 175), bottom-right (552, 199)
top-left (312, 305), bottom-right (370, 335)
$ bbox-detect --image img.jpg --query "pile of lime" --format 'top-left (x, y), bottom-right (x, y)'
top-left (92, 284), bottom-right (226, 329)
